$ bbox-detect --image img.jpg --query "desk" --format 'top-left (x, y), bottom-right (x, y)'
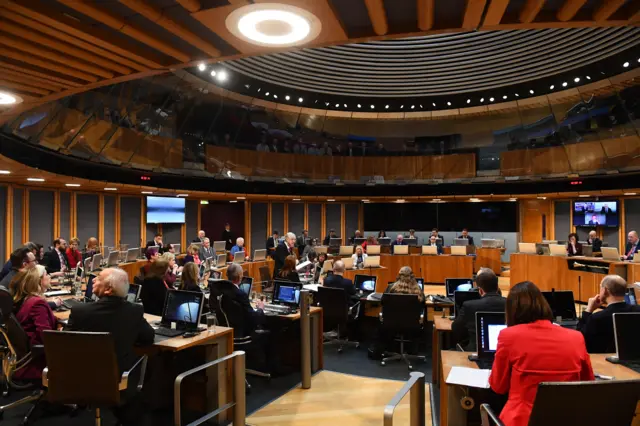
top-left (117, 259), bottom-right (147, 284)
top-left (475, 248), bottom-right (502, 275)
top-left (212, 260), bottom-right (274, 292)
top-left (432, 317), bottom-right (453, 386)
top-left (380, 254), bottom-right (474, 285)
top-left (440, 351), bottom-right (640, 426)
top-left (343, 267), bottom-right (388, 293)
top-left (278, 306), bottom-right (324, 373)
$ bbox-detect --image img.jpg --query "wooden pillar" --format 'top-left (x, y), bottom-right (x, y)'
top-left (321, 203), bottom-right (327, 237)
top-left (6, 185), bottom-right (12, 255)
top-left (303, 202), bottom-right (308, 231)
top-left (283, 202), bottom-right (289, 235)
top-left (53, 190), bottom-right (60, 239)
top-left (245, 200), bottom-right (251, 255)
top-left (267, 202), bottom-right (272, 237)
top-left (140, 197), bottom-right (146, 248)
top-left (115, 195), bottom-right (121, 246)
top-left (340, 203), bottom-right (346, 241)
top-left (70, 192), bottom-right (77, 240)
top-left (620, 199), bottom-right (626, 250)
top-left (181, 222), bottom-right (186, 253)
top-left (197, 201), bottom-right (202, 233)
top-left (358, 202), bottom-right (364, 233)
top-left (22, 189), bottom-right (29, 243)
top-left (98, 194), bottom-right (105, 246)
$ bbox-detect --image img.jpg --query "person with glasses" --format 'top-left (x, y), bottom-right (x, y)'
top-left (0, 247), bottom-right (37, 290)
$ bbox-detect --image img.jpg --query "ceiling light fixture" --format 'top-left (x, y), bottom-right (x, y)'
top-left (385, 105), bottom-right (389, 109)
top-left (198, 63), bottom-right (206, 71)
top-left (370, 105), bottom-right (374, 109)
top-left (624, 61), bottom-right (630, 68)
top-left (0, 170), bottom-right (10, 174)
top-left (562, 82), bottom-right (568, 87)
top-left (0, 92), bottom-right (21, 105)
top-left (177, 194), bottom-right (189, 197)
top-left (65, 183), bottom-right (80, 187)
top-left (586, 76), bottom-right (591, 80)
top-left (480, 98), bottom-right (484, 102)
top-left (467, 99), bottom-right (471, 104)
top-left (27, 178), bottom-right (44, 182)
top-left (432, 102), bottom-right (436, 107)
top-left (515, 93), bottom-right (519, 97)
top-left (229, 200), bottom-right (238, 203)
top-left (273, 94), bottom-right (278, 99)
top-left (469, 198), bottom-right (482, 202)
top-left (447, 102), bottom-right (451, 106)
top-left (550, 85), bottom-right (555, 90)
top-left (411, 105), bottom-right (415, 109)
top-left (104, 188), bottom-right (117, 191)
top-left (216, 70), bottom-right (228, 82)
top-left (574, 77), bottom-right (580, 83)
top-left (489, 97), bottom-right (494, 102)
top-left (285, 95), bottom-right (290, 101)
top-left (579, 194), bottom-right (590, 197)
top-left (357, 104), bottom-right (361, 108)
top-left (335, 103), bottom-right (339, 107)
top-left (237, 196), bottom-right (246, 200)
top-left (537, 196), bottom-right (547, 200)
top-left (624, 192), bottom-right (637, 196)
top-left (265, 92), bottom-right (270, 96)
top-left (293, 198), bottom-right (301, 201)
top-left (344, 104), bottom-right (347, 108)
top-left (141, 191), bottom-right (153, 194)
top-left (503, 95), bottom-right (507, 99)
top-left (327, 199), bottom-right (335, 202)
top-left (530, 89), bottom-right (535, 94)
top-left (210, 70), bottom-right (216, 77)
top-left (298, 97), bottom-right (303, 103)
top-left (508, 198), bottom-right (517, 202)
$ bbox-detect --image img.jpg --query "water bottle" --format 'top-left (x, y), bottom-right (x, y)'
top-left (74, 281), bottom-right (83, 298)
top-left (206, 312), bottom-right (218, 332)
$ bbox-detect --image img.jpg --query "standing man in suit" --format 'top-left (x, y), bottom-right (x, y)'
top-left (346, 142), bottom-right (355, 157)
top-left (43, 238), bottom-right (69, 277)
top-left (452, 268), bottom-right (506, 351)
top-left (578, 275), bottom-right (640, 353)
top-left (266, 230), bottom-right (279, 255)
top-left (623, 230), bottom-right (640, 260)
top-left (324, 260), bottom-right (359, 306)
top-left (198, 237), bottom-right (214, 260)
top-left (458, 228), bottom-right (474, 246)
top-left (587, 230), bottom-right (602, 252)
top-left (222, 223), bottom-right (234, 251)
top-left (296, 230), bottom-right (308, 258)
top-left (274, 232), bottom-right (296, 278)
top-left (145, 233), bottom-right (164, 253)
top-left (193, 230), bottom-right (206, 243)
top-left (428, 235), bottom-right (444, 255)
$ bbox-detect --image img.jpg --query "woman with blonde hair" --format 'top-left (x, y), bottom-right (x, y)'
top-left (389, 266), bottom-right (425, 303)
top-left (183, 244), bottom-right (201, 265)
top-left (351, 245), bottom-right (368, 267)
top-left (161, 252), bottom-right (181, 286)
top-left (179, 262), bottom-right (203, 292)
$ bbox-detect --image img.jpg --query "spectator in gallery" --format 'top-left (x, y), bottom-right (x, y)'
top-left (256, 136), bottom-right (269, 152)
top-left (360, 141), bottom-right (368, 156)
top-left (346, 142), bottom-right (356, 157)
top-left (334, 144), bottom-right (343, 156)
top-left (320, 141), bottom-right (332, 156)
top-left (308, 143), bottom-right (319, 156)
top-left (375, 143), bottom-right (387, 156)
top-left (270, 138), bottom-right (279, 153)
top-left (293, 137), bottom-right (307, 154)
top-left (223, 133), bottom-right (232, 146)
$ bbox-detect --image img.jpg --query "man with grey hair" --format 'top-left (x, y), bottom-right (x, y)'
top-left (623, 231), bottom-right (640, 260)
top-left (323, 260), bottom-right (358, 306)
top-left (193, 229), bottom-right (206, 243)
top-left (274, 232), bottom-right (296, 277)
top-left (225, 263), bottom-right (265, 335)
top-left (578, 274), bottom-right (640, 353)
top-left (586, 230), bottom-right (602, 252)
top-left (230, 237), bottom-right (245, 256)
top-left (199, 237), bottom-right (214, 260)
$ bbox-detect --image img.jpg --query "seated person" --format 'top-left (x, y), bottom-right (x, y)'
top-left (66, 238), bottom-right (83, 269)
top-left (349, 230), bottom-right (363, 244)
top-left (323, 260), bottom-right (359, 306)
top-left (566, 232), bottom-right (583, 256)
top-left (314, 252), bottom-right (329, 283)
top-left (390, 234), bottom-right (406, 251)
top-left (323, 229), bottom-right (337, 246)
top-left (377, 230), bottom-right (387, 239)
top-left (140, 259), bottom-right (170, 316)
top-left (178, 262), bottom-right (203, 292)
top-left (230, 237), bottom-right (246, 257)
top-left (351, 245), bottom-right (368, 268)
top-left (458, 228), bottom-right (474, 246)
top-left (43, 238), bottom-right (69, 277)
top-left (277, 255), bottom-right (300, 283)
top-left (362, 235), bottom-right (377, 252)
top-left (221, 264), bottom-right (265, 337)
top-left (389, 266), bottom-right (425, 303)
top-left (183, 244), bottom-right (201, 265)
top-left (83, 237), bottom-right (99, 261)
top-left (578, 274), bottom-right (640, 353)
top-left (407, 229), bottom-right (417, 240)
top-left (452, 268), bottom-right (505, 351)
top-left (431, 228), bottom-right (443, 244)
top-left (12, 266), bottom-right (58, 380)
top-left (160, 252), bottom-right (180, 287)
top-left (198, 238), bottom-right (214, 260)
top-left (623, 230), bottom-right (640, 260)
top-left (489, 281), bottom-right (594, 426)
top-left (140, 247), bottom-right (159, 278)
top-left (301, 238), bottom-right (318, 260)
top-left (0, 247), bottom-right (36, 290)
top-left (145, 233), bottom-right (164, 253)
top-left (587, 230), bottom-right (602, 252)
top-left (427, 235), bottom-right (444, 254)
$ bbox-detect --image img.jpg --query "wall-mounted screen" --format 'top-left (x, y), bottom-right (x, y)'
top-left (572, 200), bottom-right (619, 227)
top-left (146, 196), bottom-right (185, 224)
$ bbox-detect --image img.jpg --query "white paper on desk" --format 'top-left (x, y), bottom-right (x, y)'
top-left (445, 366), bottom-right (491, 389)
top-left (296, 260), bottom-right (311, 271)
top-left (303, 284), bottom-right (319, 292)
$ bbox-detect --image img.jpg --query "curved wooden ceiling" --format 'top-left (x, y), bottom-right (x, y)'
top-left (0, 0), bottom-right (638, 117)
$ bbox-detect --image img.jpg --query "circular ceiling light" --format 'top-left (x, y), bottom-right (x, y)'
top-left (0, 92), bottom-right (22, 105)
top-left (198, 63), bottom-right (206, 71)
top-left (227, 3), bottom-right (322, 48)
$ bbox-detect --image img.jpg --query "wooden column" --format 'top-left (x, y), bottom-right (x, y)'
top-left (245, 200), bottom-right (251, 255)
top-left (321, 203), bottom-right (327, 238)
top-left (358, 202), bottom-right (364, 234)
top-left (70, 192), bottom-right (77, 240)
top-left (283, 202), bottom-right (289, 235)
top-left (53, 190), bottom-right (60, 238)
top-left (197, 201), bottom-right (202, 233)
top-left (620, 199), bottom-right (626, 250)
top-left (98, 194), bottom-right (105, 246)
top-left (181, 222), bottom-right (186, 253)
top-left (267, 202), bottom-right (272, 238)
top-left (22, 189), bottom-right (29, 243)
top-left (6, 185), bottom-right (12, 255)
top-left (140, 197), bottom-right (146, 248)
top-left (303, 202), bottom-right (309, 231)
top-left (115, 195), bottom-right (121, 246)
top-left (340, 203), bottom-right (346, 241)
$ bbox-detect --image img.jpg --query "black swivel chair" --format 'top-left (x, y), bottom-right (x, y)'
top-left (140, 276), bottom-right (167, 316)
top-left (481, 379), bottom-right (640, 426)
top-left (379, 293), bottom-right (426, 369)
top-left (259, 266), bottom-right (272, 294)
top-left (315, 286), bottom-right (359, 353)
top-left (42, 331), bottom-right (148, 426)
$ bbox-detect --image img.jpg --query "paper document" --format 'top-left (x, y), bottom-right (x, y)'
top-left (445, 366), bottom-right (491, 389)
top-left (296, 260), bottom-right (311, 271)
top-left (303, 284), bottom-right (320, 292)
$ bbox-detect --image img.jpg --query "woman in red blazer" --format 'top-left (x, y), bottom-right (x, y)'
top-left (65, 238), bottom-right (83, 269)
top-left (489, 281), bottom-right (594, 426)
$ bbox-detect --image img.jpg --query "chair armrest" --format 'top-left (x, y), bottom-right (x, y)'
top-left (480, 404), bottom-right (504, 426)
top-left (456, 343), bottom-right (465, 352)
top-left (30, 344), bottom-right (45, 359)
top-left (119, 355), bottom-right (148, 392)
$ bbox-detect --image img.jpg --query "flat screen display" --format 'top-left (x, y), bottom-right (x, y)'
top-left (146, 196), bottom-right (185, 224)
top-left (572, 200), bottom-right (619, 227)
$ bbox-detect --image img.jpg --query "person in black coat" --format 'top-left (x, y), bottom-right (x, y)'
top-left (266, 230), bottom-right (279, 254)
top-left (222, 223), bottom-right (234, 251)
top-left (140, 259), bottom-right (169, 316)
top-left (219, 264), bottom-right (265, 338)
top-left (587, 230), bottom-right (602, 253)
top-left (43, 238), bottom-right (70, 276)
top-left (274, 233), bottom-right (295, 278)
top-left (578, 275), bottom-right (640, 353)
top-left (276, 255), bottom-right (301, 283)
top-left (145, 233), bottom-right (164, 253)
top-left (458, 229), bottom-right (474, 246)
top-left (323, 260), bottom-right (359, 306)
top-left (452, 268), bottom-right (506, 351)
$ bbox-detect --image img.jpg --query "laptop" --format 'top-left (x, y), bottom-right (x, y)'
top-left (354, 274), bottom-right (377, 293)
top-left (602, 247), bottom-right (620, 261)
top-left (454, 290), bottom-right (481, 318)
top-left (126, 283), bottom-right (142, 303)
top-left (607, 313), bottom-right (640, 371)
top-left (213, 241), bottom-right (225, 252)
top-left (329, 238), bottom-right (342, 248)
top-left (518, 243), bottom-right (536, 254)
top-left (91, 254), bottom-right (103, 271)
top-left (625, 287), bottom-right (637, 305)
top-left (582, 245), bottom-right (593, 257)
top-left (482, 239), bottom-right (499, 248)
top-left (470, 311), bottom-right (507, 369)
top-left (454, 238), bottom-right (469, 246)
top-left (393, 245), bottom-right (409, 255)
top-left (446, 278), bottom-right (475, 297)
top-left (126, 248), bottom-right (138, 262)
top-left (549, 244), bottom-right (566, 256)
top-left (239, 276), bottom-right (253, 296)
top-left (542, 290), bottom-right (578, 327)
top-left (232, 251), bottom-right (246, 264)
top-left (415, 277), bottom-right (424, 291)
top-left (342, 257), bottom-right (355, 269)
top-left (354, 237), bottom-right (366, 246)
top-left (536, 243), bottom-right (550, 255)
top-left (106, 251), bottom-right (120, 267)
top-left (366, 245), bottom-right (380, 255)
top-left (272, 281), bottom-right (302, 306)
top-left (215, 253), bottom-right (226, 268)
top-left (155, 290), bottom-right (205, 337)
top-left (339, 245), bottom-right (354, 256)
top-left (378, 237), bottom-right (391, 246)
top-left (172, 244), bottom-right (181, 254)
top-left (254, 249), bottom-right (267, 261)
top-left (451, 246), bottom-right (467, 256)
top-left (315, 246), bottom-right (328, 254)
top-left (422, 245), bottom-right (438, 255)
top-left (363, 256), bottom-right (380, 268)
top-left (406, 238), bottom-right (419, 247)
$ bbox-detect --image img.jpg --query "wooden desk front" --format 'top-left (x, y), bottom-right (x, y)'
top-left (379, 254), bottom-right (474, 285)
top-left (475, 248), bottom-right (502, 275)
top-left (212, 260), bottom-right (274, 292)
top-left (432, 317), bottom-right (453, 386)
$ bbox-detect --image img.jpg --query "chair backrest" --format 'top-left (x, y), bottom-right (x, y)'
top-left (316, 286), bottom-right (349, 329)
top-left (140, 276), bottom-right (167, 316)
top-left (259, 266), bottom-right (271, 290)
top-left (380, 293), bottom-right (423, 333)
top-left (43, 331), bottom-right (121, 406)
top-left (209, 280), bottom-right (248, 338)
top-left (528, 380), bottom-right (640, 426)
top-left (0, 288), bottom-right (13, 321)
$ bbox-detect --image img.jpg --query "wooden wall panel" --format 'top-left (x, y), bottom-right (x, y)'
top-left (519, 199), bottom-right (552, 242)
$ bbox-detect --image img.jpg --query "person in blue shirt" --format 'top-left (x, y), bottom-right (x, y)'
top-left (230, 237), bottom-right (246, 257)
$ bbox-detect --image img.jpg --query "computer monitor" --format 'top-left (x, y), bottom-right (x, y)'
top-left (339, 245), bottom-right (354, 256)
top-left (213, 241), bottom-right (225, 252)
top-left (172, 244), bottom-right (181, 254)
top-left (239, 276), bottom-right (253, 296)
top-left (254, 249), bottom-right (267, 261)
top-left (354, 237), bottom-right (366, 246)
top-left (366, 245), bottom-right (380, 255)
top-left (125, 248), bottom-right (138, 263)
top-left (233, 251), bottom-right (246, 263)
top-left (127, 283), bottom-right (141, 303)
top-left (454, 238), bottom-right (469, 246)
top-left (406, 238), bottom-right (418, 247)
top-left (542, 290), bottom-right (576, 320)
top-left (378, 237), bottom-right (391, 246)
top-left (518, 243), bottom-right (536, 254)
top-left (216, 254), bottom-right (226, 268)
top-left (393, 245), bottom-right (409, 255)
top-left (91, 254), bottom-right (103, 271)
top-left (354, 274), bottom-right (377, 292)
top-left (612, 313), bottom-right (640, 361)
top-left (106, 251), bottom-right (119, 267)
top-left (273, 281), bottom-right (302, 306)
top-left (445, 278), bottom-right (474, 297)
top-left (329, 237), bottom-right (342, 248)
top-left (364, 256), bottom-right (380, 268)
top-left (625, 287), bottom-right (637, 306)
top-left (454, 290), bottom-right (481, 318)
top-left (161, 290), bottom-right (204, 330)
top-left (475, 312), bottom-right (507, 358)
top-left (415, 277), bottom-right (424, 291)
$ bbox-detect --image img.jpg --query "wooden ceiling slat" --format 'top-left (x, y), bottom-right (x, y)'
top-left (519, 0), bottom-right (546, 23)
top-left (594, 0), bottom-right (627, 21)
top-left (0, 20), bottom-right (132, 75)
top-left (5, 1), bottom-right (164, 70)
top-left (483, 0), bottom-right (510, 26)
top-left (557, 0), bottom-right (588, 21)
top-left (0, 48), bottom-right (98, 82)
top-left (417, 0), bottom-right (435, 31)
top-left (175, 0), bottom-right (201, 13)
top-left (364, 0), bottom-right (389, 36)
top-left (118, 0), bottom-right (221, 58)
top-left (462, 0), bottom-right (488, 29)
top-left (0, 69), bottom-right (65, 92)
top-left (0, 35), bottom-right (114, 79)
top-left (0, 8), bottom-right (147, 72)
top-left (57, 0), bottom-right (191, 63)
top-left (0, 61), bottom-right (80, 88)
top-left (0, 79), bottom-right (51, 96)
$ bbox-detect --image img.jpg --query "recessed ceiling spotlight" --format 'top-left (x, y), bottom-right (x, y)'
top-left (370, 105), bottom-right (375, 109)
top-left (285, 95), bottom-right (290, 101)
top-left (141, 191), bottom-right (153, 194)
top-left (104, 187), bottom-right (117, 191)
top-left (574, 77), bottom-right (580, 83)
top-left (273, 94), bottom-right (278, 99)
top-left (515, 93), bottom-right (519, 97)
top-left (447, 102), bottom-right (451, 106)
top-left (469, 198), bottom-right (482, 202)
top-left (0, 92), bottom-right (22, 105)
top-left (210, 70), bottom-right (216, 77)
top-left (65, 183), bottom-right (80, 187)
top-left (530, 89), bottom-right (535, 94)
top-left (467, 99), bottom-right (471, 104)
top-left (624, 61), bottom-right (630, 68)
top-left (227, 3), bottom-right (322, 47)
top-left (344, 104), bottom-right (347, 108)
top-left (419, 105), bottom-right (423, 108)
top-left (586, 76), bottom-right (591, 80)
top-left (432, 102), bottom-right (436, 107)
top-left (216, 70), bottom-right (228, 81)
top-left (362, 199), bottom-right (370, 203)
top-left (411, 105), bottom-right (415, 109)
top-left (550, 85), bottom-right (555, 90)
top-left (265, 92), bottom-right (270, 96)
top-left (480, 98), bottom-right (484, 102)
top-left (237, 196), bottom-right (246, 200)
top-left (508, 198), bottom-right (517, 202)
top-left (562, 82), bottom-right (568, 87)
top-left (229, 200), bottom-right (238, 203)
top-left (27, 178), bottom-right (44, 182)
top-left (579, 194), bottom-right (590, 197)
top-left (177, 194), bottom-right (189, 197)
top-left (257, 88), bottom-right (261, 92)
top-left (395, 199), bottom-right (405, 203)
top-left (298, 97), bottom-right (303, 103)
top-left (198, 63), bottom-right (206, 71)
top-left (335, 103), bottom-right (339, 107)
top-left (357, 104), bottom-right (361, 108)
top-left (0, 170), bottom-right (10, 174)
top-left (385, 105), bottom-right (390, 109)
top-left (293, 198), bottom-right (301, 201)
top-left (537, 196), bottom-right (547, 200)
top-left (489, 97), bottom-right (494, 102)
top-left (503, 95), bottom-right (507, 99)
top-left (625, 192), bottom-right (637, 196)
top-left (327, 199), bottom-right (335, 202)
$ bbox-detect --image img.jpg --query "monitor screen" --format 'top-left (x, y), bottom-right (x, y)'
top-left (127, 284), bottom-right (140, 303)
top-left (614, 313), bottom-right (640, 360)
top-left (146, 196), bottom-right (186, 224)
top-left (274, 281), bottom-right (301, 305)
top-left (354, 274), bottom-right (377, 292)
top-left (162, 290), bottom-right (203, 327)
top-left (446, 278), bottom-right (474, 296)
top-left (239, 277), bottom-right (253, 295)
top-left (542, 291), bottom-right (576, 320)
top-left (625, 288), bottom-right (637, 306)
top-left (454, 290), bottom-right (481, 317)
top-left (572, 200), bottom-right (619, 227)
top-left (477, 312), bottom-right (507, 354)
top-left (416, 278), bottom-right (424, 291)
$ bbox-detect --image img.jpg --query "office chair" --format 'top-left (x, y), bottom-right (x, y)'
top-left (209, 281), bottom-right (271, 391)
top-left (379, 293), bottom-right (426, 369)
top-left (480, 379), bottom-right (640, 426)
top-left (42, 331), bottom-right (148, 426)
top-left (140, 276), bottom-right (167, 316)
top-left (315, 286), bottom-right (359, 353)
top-left (259, 266), bottom-right (272, 293)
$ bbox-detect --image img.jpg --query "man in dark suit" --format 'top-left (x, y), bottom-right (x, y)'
top-left (266, 230), bottom-right (279, 255)
top-left (43, 238), bottom-right (69, 277)
top-left (145, 233), bottom-right (164, 253)
top-left (588, 215), bottom-right (599, 226)
top-left (198, 237), bottom-right (214, 260)
top-left (623, 230), bottom-right (640, 260)
top-left (587, 230), bottom-right (602, 252)
top-left (222, 223), bottom-right (234, 251)
top-left (427, 235), bottom-right (444, 255)
top-left (458, 228), bottom-right (474, 246)
top-left (578, 275), bottom-right (640, 353)
top-left (452, 268), bottom-right (506, 351)
top-left (296, 230), bottom-right (308, 257)
top-left (324, 260), bottom-right (359, 305)
top-left (221, 264), bottom-right (266, 337)
top-left (274, 232), bottom-right (296, 277)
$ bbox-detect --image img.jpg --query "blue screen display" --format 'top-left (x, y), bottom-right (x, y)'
top-left (146, 196), bottom-right (185, 223)
top-left (277, 285), bottom-right (300, 304)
